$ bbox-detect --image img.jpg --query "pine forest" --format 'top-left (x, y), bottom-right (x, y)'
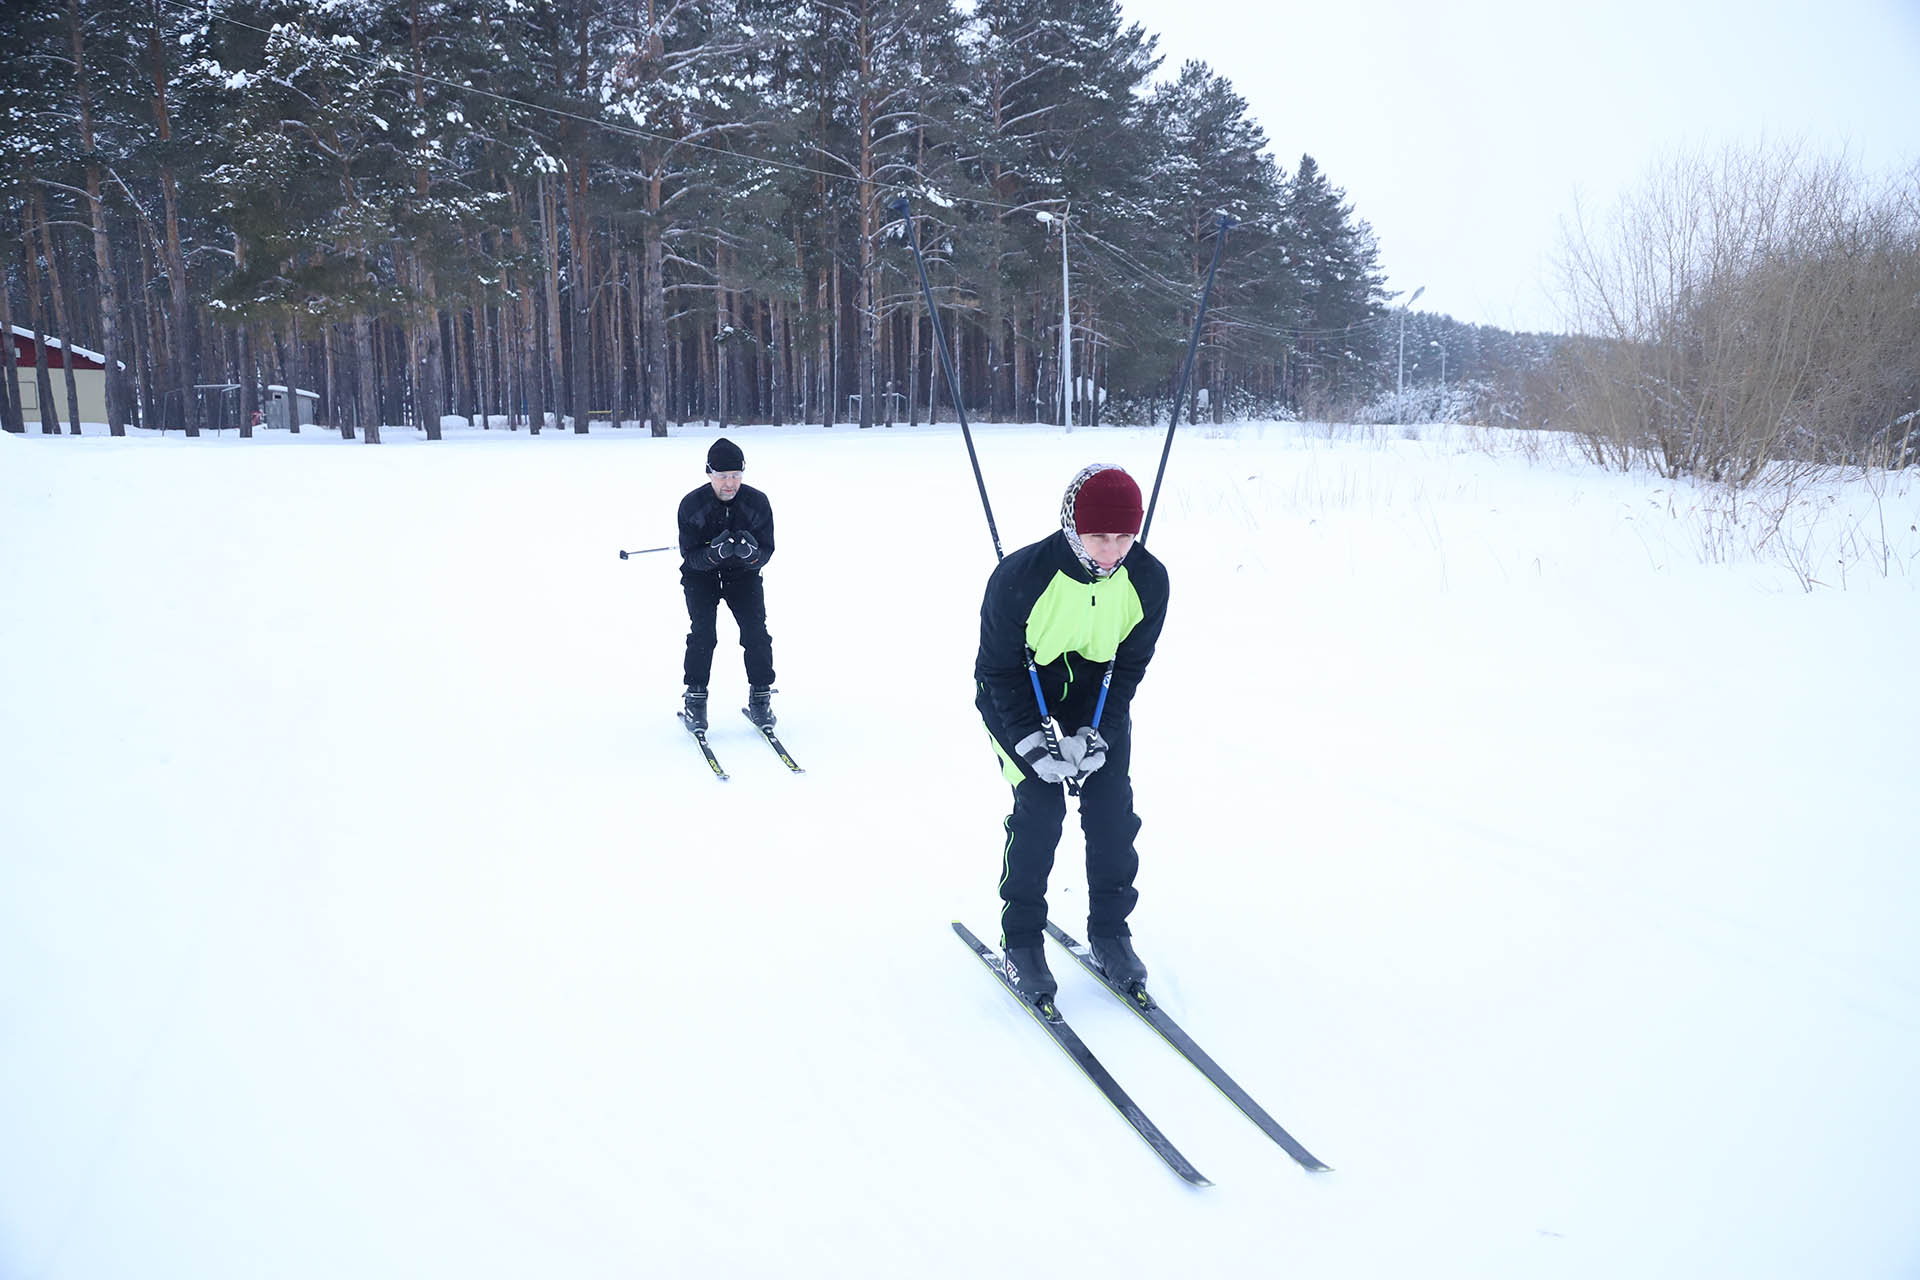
top-left (1, 0), bottom-right (1556, 440)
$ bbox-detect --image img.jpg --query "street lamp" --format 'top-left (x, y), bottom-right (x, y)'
top-left (1396, 284), bottom-right (1426, 399)
top-left (1038, 209), bottom-right (1070, 427)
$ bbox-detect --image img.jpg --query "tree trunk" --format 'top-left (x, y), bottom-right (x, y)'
top-left (817, 265), bottom-right (832, 426)
top-left (238, 322), bottom-right (256, 438)
top-left (407, 0), bottom-right (443, 440)
top-left (419, 265), bottom-right (444, 440)
top-left (508, 193), bottom-right (544, 434)
top-left (472, 297), bottom-right (487, 427)
top-left (147, 2), bottom-right (196, 436)
top-left (285, 312), bottom-right (305, 434)
top-left (611, 244), bottom-right (628, 427)
top-left (70, 0), bottom-right (126, 433)
top-left (327, 324), bottom-right (353, 440)
top-left (695, 315), bottom-right (712, 426)
top-left (827, 262), bottom-right (841, 427)
top-left (769, 298), bottom-right (787, 427)
top-left (907, 302), bottom-right (920, 426)
top-left (32, 191), bottom-right (84, 434)
top-left (855, 17), bottom-right (877, 430)
top-left (0, 323), bottom-right (13, 433)
top-left (1012, 305), bottom-right (1031, 425)
top-left (715, 244), bottom-right (732, 429)
top-left (134, 227), bottom-right (161, 427)
top-left (21, 206), bottom-right (62, 434)
top-left (625, 244), bottom-right (645, 429)
top-left (1208, 321), bottom-right (1223, 424)
top-left (955, 313), bottom-right (967, 421)
top-left (353, 311), bottom-right (380, 443)
top-left (0, 215), bottom-right (22, 433)
top-left (452, 305), bottom-right (471, 422)
top-left (567, 164), bottom-right (590, 433)
top-left (641, 177), bottom-right (667, 436)
top-left (536, 174), bottom-right (562, 426)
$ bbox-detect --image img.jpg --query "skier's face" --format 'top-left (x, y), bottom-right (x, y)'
top-left (1081, 532), bottom-right (1135, 571)
top-left (708, 470), bottom-right (743, 501)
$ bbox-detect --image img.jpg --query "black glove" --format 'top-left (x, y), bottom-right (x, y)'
top-left (698, 532), bottom-right (731, 568)
top-left (731, 530), bottom-right (760, 560)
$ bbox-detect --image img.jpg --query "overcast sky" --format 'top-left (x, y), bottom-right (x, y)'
top-left (1117, 0), bottom-right (1920, 333)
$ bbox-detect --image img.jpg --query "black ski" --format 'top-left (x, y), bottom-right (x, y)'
top-left (1044, 922), bottom-right (1330, 1172)
top-left (740, 709), bottom-right (804, 773)
top-left (676, 711), bottom-right (729, 781)
top-left (952, 922), bottom-right (1210, 1187)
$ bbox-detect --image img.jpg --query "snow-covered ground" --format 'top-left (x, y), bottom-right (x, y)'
top-left (3, 420), bottom-right (1917, 1279)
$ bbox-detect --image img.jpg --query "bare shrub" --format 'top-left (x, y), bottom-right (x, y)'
top-left (1554, 145), bottom-right (1920, 485)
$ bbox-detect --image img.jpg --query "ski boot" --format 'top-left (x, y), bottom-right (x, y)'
top-left (1089, 934), bottom-right (1148, 990)
top-left (1003, 941), bottom-right (1057, 1003)
top-left (746, 684), bottom-right (776, 728)
top-left (682, 684), bottom-right (709, 731)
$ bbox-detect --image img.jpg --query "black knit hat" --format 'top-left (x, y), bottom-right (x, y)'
top-left (706, 438), bottom-right (745, 472)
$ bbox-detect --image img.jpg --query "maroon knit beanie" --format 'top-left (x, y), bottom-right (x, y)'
top-left (1071, 466), bottom-right (1143, 535)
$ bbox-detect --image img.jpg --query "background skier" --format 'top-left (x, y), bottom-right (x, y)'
top-left (678, 438), bottom-right (777, 729)
top-left (975, 464), bottom-right (1168, 1001)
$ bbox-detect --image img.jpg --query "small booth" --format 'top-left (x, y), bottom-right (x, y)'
top-left (265, 384), bottom-right (320, 430)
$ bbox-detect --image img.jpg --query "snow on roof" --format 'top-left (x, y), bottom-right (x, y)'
top-left (10, 324), bottom-right (116, 369)
top-left (266, 384), bottom-right (320, 398)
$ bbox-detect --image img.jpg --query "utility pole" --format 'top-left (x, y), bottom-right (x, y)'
top-left (1040, 208), bottom-right (1071, 427)
top-left (1397, 284), bottom-right (1426, 400)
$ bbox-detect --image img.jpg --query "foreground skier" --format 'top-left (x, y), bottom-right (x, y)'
top-left (975, 464), bottom-right (1169, 1001)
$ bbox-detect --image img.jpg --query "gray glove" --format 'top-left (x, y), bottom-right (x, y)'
top-left (1066, 726), bottom-right (1108, 780)
top-left (1014, 729), bottom-right (1077, 785)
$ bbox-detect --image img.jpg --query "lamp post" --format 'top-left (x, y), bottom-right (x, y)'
top-left (1038, 208), bottom-right (1070, 427)
top-left (1396, 284), bottom-right (1426, 399)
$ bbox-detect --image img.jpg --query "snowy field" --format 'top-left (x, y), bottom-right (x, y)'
top-left (3, 419), bottom-right (1917, 1279)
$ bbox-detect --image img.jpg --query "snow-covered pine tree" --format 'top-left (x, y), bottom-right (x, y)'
top-left (1282, 153), bottom-right (1387, 409)
top-left (964, 0), bottom-right (1158, 422)
top-left (1145, 60), bottom-right (1291, 422)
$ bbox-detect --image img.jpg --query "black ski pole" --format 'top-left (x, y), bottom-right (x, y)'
top-left (1141, 212), bottom-right (1235, 545)
top-left (1090, 213), bottom-right (1234, 738)
top-left (618, 546), bottom-right (672, 559)
top-left (892, 195), bottom-right (1073, 781)
top-left (889, 196), bottom-right (1004, 562)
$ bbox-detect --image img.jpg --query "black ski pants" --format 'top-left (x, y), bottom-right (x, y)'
top-left (682, 570), bottom-right (775, 688)
top-left (997, 714), bottom-right (1141, 951)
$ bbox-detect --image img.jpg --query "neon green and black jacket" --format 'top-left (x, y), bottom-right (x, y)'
top-left (974, 530), bottom-right (1170, 753)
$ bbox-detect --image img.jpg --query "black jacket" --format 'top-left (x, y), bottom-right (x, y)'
top-left (974, 530), bottom-right (1169, 744)
top-left (678, 483), bottom-right (775, 579)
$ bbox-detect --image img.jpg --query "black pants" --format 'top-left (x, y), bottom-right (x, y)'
top-left (996, 713), bottom-right (1141, 950)
top-left (682, 571), bottom-right (775, 688)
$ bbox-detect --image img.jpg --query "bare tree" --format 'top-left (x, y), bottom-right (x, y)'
top-left (1557, 143), bottom-right (1920, 482)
